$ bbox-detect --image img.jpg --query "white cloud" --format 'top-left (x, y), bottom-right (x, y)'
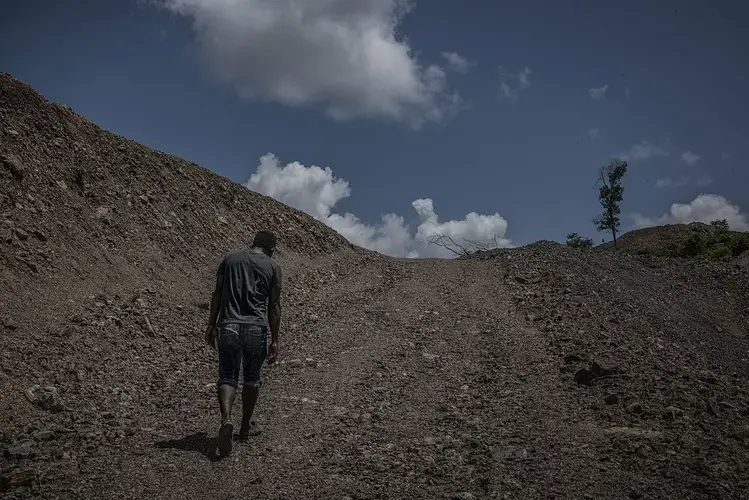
top-left (245, 154), bottom-right (350, 220)
top-left (616, 140), bottom-right (668, 162)
top-left (681, 150), bottom-right (700, 165)
top-left (441, 51), bottom-right (473, 73)
top-left (245, 153), bottom-right (513, 257)
top-left (632, 194), bottom-right (749, 231)
top-left (588, 128), bottom-right (600, 140)
top-left (498, 66), bottom-right (532, 100)
top-left (588, 84), bottom-right (608, 101)
top-left (158, 0), bottom-right (459, 125)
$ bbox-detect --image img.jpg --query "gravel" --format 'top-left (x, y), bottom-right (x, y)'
top-left (2, 72), bottom-right (748, 500)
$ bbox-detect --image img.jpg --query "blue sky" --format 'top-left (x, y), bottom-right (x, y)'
top-left (2, 0), bottom-right (748, 256)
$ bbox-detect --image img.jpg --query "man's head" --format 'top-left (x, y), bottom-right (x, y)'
top-left (252, 230), bottom-right (277, 256)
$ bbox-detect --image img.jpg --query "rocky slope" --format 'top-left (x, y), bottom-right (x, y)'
top-left (0, 72), bottom-right (368, 494)
top-left (471, 243), bottom-right (749, 497)
top-left (2, 74), bottom-right (748, 499)
top-left (599, 222), bottom-right (748, 258)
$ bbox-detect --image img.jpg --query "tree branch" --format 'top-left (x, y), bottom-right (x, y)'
top-left (426, 234), bottom-right (503, 257)
top-left (426, 234), bottom-right (473, 257)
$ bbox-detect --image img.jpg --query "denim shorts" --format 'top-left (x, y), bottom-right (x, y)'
top-left (218, 323), bottom-right (268, 389)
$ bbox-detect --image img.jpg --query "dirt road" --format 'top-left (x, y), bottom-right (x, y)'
top-left (6, 249), bottom-right (747, 500)
top-left (25, 256), bottom-right (631, 500)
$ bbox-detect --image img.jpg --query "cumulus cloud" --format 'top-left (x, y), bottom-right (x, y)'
top-left (245, 153), bottom-right (513, 257)
top-left (616, 140), bottom-right (668, 162)
top-left (681, 150), bottom-right (700, 165)
top-left (499, 66), bottom-right (532, 100)
top-left (245, 154), bottom-right (350, 220)
top-left (441, 51), bottom-right (473, 73)
top-left (632, 194), bottom-right (749, 231)
top-left (588, 128), bottom-right (601, 140)
top-left (588, 84), bottom-right (608, 101)
top-left (158, 0), bottom-right (459, 125)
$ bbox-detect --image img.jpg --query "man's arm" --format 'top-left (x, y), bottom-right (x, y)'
top-left (205, 261), bottom-right (224, 347)
top-left (267, 264), bottom-right (282, 363)
top-left (208, 274), bottom-right (223, 329)
top-left (268, 284), bottom-right (281, 345)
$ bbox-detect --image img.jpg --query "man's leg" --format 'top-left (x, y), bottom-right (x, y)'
top-left (217, 325), bottom-right (241, 456)
top-left (218, 384), bottom-right (237, 426)
top-left (240, 385), bottom-right (260, 433)
top-left (239, 326), bottom-right (268, 440)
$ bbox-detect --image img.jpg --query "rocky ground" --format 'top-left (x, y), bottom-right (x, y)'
top-left (2, 74), bottom-right (749, 499)
top-left (601, 222), bottom-right (749, 261)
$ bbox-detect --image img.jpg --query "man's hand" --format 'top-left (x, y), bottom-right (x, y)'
top-left (267, 341), bottom-right (279, 364)
top-left (205, 324), bottom-right (218, 348)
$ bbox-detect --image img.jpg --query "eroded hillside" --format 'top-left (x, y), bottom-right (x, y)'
top-left (2, 74), bottom-right (748, 500)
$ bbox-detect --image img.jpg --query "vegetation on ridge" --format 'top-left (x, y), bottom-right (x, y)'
top-left (678, 219), bottom-right (749, 261)
top-left (565, 232), bottom-right (594, 249)
top-left (593, 159), bottom-right (628, 250)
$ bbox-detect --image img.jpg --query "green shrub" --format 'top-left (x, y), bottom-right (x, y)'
top-left (566, 232), bottom-right (594, 249)
top-left (682, 234), bottom-right (705, 257)
top-left (677, 220), bottom-right (749, 261)
top-left (707, 242), bottom-right (732, 261)
top-left (730, 232), bottom-right (749, 255)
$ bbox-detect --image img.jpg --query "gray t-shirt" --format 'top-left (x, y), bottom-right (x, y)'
top-left (216, 248), bottom-right (282, 327)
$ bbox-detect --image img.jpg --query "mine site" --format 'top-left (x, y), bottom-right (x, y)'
top-left (2, 2), bottom-right (749, 499)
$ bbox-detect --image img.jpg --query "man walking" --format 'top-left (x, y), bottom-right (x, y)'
top-left (204, 230), bottom-right (282, 457)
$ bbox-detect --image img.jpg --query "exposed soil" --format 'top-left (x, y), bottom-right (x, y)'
top-left (599, 222), bottom-right (746, 258)
top-left (2, 73), bottom-right (748, 499)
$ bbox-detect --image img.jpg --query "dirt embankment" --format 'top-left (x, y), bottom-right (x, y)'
top-left (2, 74), bottom-right (748, 499)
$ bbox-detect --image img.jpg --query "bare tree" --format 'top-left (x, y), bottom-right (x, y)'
top-left (426, 234), bottom-right (502, 257)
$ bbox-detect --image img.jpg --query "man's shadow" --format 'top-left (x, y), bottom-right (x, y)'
top-left (154, 432), bottom-right (222, 461)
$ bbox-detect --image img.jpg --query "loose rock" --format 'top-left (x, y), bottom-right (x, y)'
top-left (502, 446), bottom-right (529, 460)
top-left (626, 402), bottom-right (644, 415)
top-left (451, 493), bottom-right (475, 500)
top-left (0, 153), bottom-right (25, 180)
top-left (14, 228), bottom-right (29, 241)
top-left (574, 368), bottom-right (596, 386)
top-left (663, 406), bottom-right (683, 421)
top-left (604, 394), bottom-right (619, 405)
top-left (4, 441), bottom-right (36, 460)
top-left (0, 468), bottom-right (37, 492)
